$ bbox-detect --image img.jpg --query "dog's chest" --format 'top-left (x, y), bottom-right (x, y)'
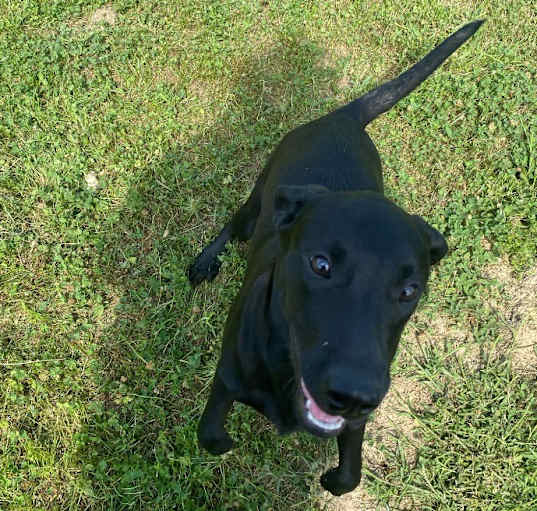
top-left (241, 336), bottom-right (300, 433)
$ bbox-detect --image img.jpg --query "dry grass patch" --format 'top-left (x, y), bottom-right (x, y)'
top-left (320, 43), bottom-right (354, 95)
top-left (364, 376), bottom-right (431, 470)
top-left (402, 313), bottom-right (480, 370)
top-left (321, 376), bottom-right (431, 511)
top-left (485, 258), bottom-right (537, 375)
top-left (70, 4), bottom-right (118, 32)
top-left (187, 79), bottom-right (223, 107)
top-left (85, 5), bottom-right (117, 29)
top-left (321, 485), bottom-right (381, 511)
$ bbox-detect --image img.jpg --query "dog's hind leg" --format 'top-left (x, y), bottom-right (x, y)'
top-left (188, 178), bottom-right (263, 286)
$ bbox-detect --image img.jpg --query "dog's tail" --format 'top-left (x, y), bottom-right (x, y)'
top-left (344, 20), bottom-right (484, 126)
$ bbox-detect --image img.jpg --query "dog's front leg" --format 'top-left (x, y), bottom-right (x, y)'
top-left (198, 374), bottom-right (236, 455)
top-left (320, 423), bottom-right (366, 496)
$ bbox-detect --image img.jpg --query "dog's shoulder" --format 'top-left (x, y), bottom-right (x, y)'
top-left (221, 269), bottom-right (272, 373)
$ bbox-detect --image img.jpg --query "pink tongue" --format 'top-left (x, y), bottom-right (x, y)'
top-left (301, 379), bottom-right (342, 423)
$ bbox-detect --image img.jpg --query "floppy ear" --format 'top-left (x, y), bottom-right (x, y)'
top-left (413, 216), bottom-right (448, 264)
top-left (273, 185), bottom-right (329, 230)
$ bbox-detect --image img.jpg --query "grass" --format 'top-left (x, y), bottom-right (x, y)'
top-left (0, 0), bottom-right (536, 509)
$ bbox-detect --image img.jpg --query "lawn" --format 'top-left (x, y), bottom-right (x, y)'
top-left (1, 1), bottom-right (536, 510)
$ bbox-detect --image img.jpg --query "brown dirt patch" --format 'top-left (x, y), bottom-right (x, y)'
top-left (321, 485), bottom-right (380, 511)
top-left (321, 44), bottom-right (351, 83)
top-left (321, 376), bottom-right (431, 510)
top-left (322, 259), bottom-right (536, 510)
top-left (87, 5), bottom-right (117, 28)
top-left (364, 376), bottom-right (431, 469)
top-left (154, 66), bottom-right (181, 86)
top-left (405, 314), bottom-right (468, 347)
top-left (484, 258), bottom-right (537, 375)
top-left (72, 5), bottom-right (117, 31)
top-left (402, 313), bottom-right (477, 369)
top-left (187, 79), bottom-right (221, 105)
top-left (320, 42), bottom-right (368, 101)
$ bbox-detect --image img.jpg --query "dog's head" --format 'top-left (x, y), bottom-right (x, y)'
top-left (272, 185), bottom-right (447, 437)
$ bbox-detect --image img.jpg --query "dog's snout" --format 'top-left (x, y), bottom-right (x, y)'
top-left (326, 387), bottom-right (380, 416)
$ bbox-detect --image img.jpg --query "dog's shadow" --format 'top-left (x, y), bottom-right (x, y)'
top-left (76, 30), bottom-right (358, 508)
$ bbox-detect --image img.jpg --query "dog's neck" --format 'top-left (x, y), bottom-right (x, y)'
top-left (263, 268), bottom-right (294, 374)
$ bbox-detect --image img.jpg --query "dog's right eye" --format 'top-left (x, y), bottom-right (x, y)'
top-left (399, 283), bottom-right (419, 302)
top-left (310, 255), bottom-right (331, 277)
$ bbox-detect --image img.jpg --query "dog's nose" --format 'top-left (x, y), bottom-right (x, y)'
top-left (326, 388), bottom-right (380, 416)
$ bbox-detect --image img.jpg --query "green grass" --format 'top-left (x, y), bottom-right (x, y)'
top-left (1, 0), bottom-right (536, 509)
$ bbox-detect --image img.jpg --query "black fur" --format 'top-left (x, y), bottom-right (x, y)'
top-left (188, 21), bottom-right (482, 496)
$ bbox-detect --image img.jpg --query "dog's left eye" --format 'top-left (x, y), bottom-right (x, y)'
top-left (399, 284), bottom-right (419, 302)
top-left (310, 255), bottom-right (331, 277)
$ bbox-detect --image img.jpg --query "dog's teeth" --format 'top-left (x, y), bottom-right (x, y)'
top-left (303, 386), bottom-right (345, 431)
top-left (306, 411), bottom-right (344, 432)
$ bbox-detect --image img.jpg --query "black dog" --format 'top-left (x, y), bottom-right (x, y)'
top-left (188, 21), bottom-right (482, 496)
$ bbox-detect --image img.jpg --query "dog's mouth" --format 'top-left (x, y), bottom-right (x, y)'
top-left (300, 378), bottom-right (345, 435)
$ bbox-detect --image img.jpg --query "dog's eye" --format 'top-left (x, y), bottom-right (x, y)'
top-left (310, 255), bottom-right (331, 277)
top-left (400, 284), bottom-right (419, 302)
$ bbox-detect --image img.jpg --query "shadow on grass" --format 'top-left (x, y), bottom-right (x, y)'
top-left (77, 31), bottom-right (346, 510)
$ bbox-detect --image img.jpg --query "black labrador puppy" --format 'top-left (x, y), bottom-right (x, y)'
top-left (188, 21), bottom-right (482, 496)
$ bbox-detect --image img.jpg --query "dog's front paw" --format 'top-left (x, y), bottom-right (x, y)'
top-left (320, 467), bottom-right (361, 496)
top-left (198, 428), bottom-right (235, 455)
top-left (187, 250), bottom-right (222, 287)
